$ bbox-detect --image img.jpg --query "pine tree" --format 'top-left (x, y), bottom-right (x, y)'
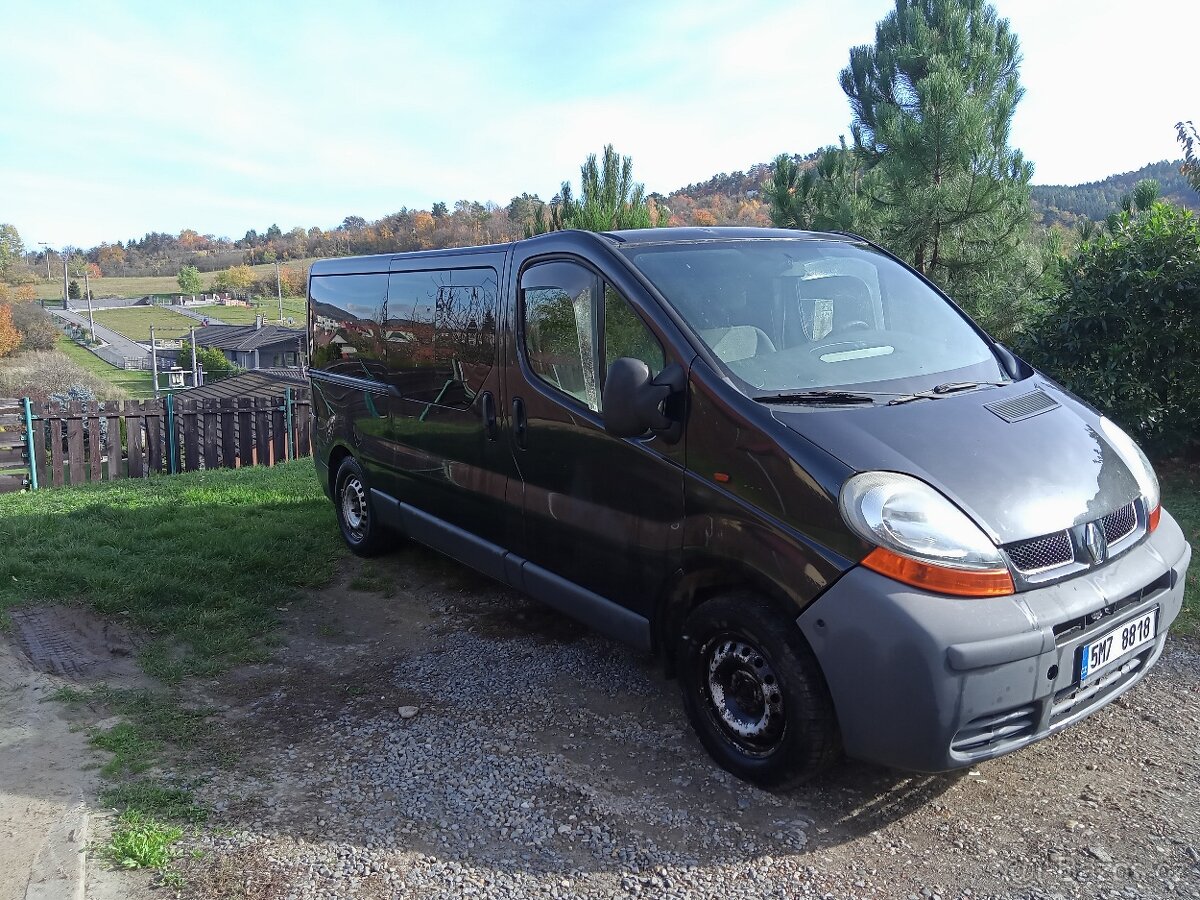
top-left (839, 0), bottom-right (1033, 316)
top-left (529, 145), bottom-right (661, 235)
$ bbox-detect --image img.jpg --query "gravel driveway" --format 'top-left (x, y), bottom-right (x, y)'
top-left (175, 546), bottom-right (1200, 899)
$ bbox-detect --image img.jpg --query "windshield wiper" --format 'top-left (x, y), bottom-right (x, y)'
top-left (887, 381), bottom-right (1008, 406)
top-left (754, 390), bottom-right (876, 406)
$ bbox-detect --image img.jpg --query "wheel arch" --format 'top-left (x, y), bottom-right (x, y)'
top-left (654, 561), bottom-right (813, 677)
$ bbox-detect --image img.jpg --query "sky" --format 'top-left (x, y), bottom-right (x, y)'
top-left (1, 0), bottom-right (1195, 249)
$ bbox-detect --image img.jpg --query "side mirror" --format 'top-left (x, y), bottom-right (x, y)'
top-left (602, 358), bottom-right (685, 443)
top-left (993, 343), bottom-right (1030, 380)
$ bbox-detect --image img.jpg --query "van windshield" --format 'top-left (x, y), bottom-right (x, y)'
top-left (622, 239), bottom-right (1007, 395)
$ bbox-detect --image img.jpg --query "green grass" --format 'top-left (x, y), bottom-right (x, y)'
top-left (1162, 465), bottom-right (1199, 637)
top-left (100, 809), bottom-right (184, 872)
top-left (55, 335), bottom-right (155, 398)
top-left (100, 780), bottom-right (208, 824)
top-left (30, 259), bottom-right (319, 301)
top-left (91, 307), bottom-right (198, 341)
top-left (31, 274), bottom-right (210, 302)
top-left (210, 296), bottom-right (306, 326)
top-left (0, 461), bottom-right (342, 679)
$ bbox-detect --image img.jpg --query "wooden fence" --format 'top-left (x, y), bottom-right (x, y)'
top-left (0, 390), bottom-right (312, 493)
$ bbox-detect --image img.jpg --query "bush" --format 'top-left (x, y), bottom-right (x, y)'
top-left (0, 350), bottom-right (127, 403)
top-left (175, 344), bottom-right (237, 380)
top-left (1019, 201), bottom-right (1200, 454)
top-left (10, 302), bottom-right (58, 351)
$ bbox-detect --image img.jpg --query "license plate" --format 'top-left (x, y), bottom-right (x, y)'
top-left (1079, 608), bottom-right (1158, 681)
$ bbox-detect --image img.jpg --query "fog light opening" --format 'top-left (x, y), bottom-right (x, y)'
top-left (1047, 664), bottom-right (1059, 681)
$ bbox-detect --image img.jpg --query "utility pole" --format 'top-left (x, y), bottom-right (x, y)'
top-left (83, 267), bottom-right (95, 342)
top-left (151, 325), bottom-right (159, 399)
top-left (62, 255), bottom-right (69, 311)
top-left (189, 328), bottom-right (199, 387)
top-left (275, 260), bottom-right (283, 321)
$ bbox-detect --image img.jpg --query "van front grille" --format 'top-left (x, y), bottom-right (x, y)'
top-left (1007, 531), bottom-right (1073, 574)
top-left (951, 704), bottom-right (1038, 753)
top-left (1103, 503), bottom-right (1137, 545)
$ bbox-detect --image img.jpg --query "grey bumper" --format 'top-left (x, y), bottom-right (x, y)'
top-left (798, 509), bottom-right (1191, 773)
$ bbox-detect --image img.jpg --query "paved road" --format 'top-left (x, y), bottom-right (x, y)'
top-left (50, 309), bottom-right (149, 365)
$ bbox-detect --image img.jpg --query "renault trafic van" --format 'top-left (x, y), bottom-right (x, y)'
top-left (308, 227), bottom-right (1191, 786)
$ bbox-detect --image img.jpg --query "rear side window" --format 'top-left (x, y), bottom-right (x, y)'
top-left (384, 268), bottom-right (499, 406)
top-left (309, 273), bottom-right (390, 379)
top-left (521, 261), bottom-right (663, 413)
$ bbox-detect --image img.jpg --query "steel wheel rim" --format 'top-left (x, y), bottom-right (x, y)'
top-left (341, 476), bottom-right (368, 541)
top-left (701, 635), bottom-right (785, 756)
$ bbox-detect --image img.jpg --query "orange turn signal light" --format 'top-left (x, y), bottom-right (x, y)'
top-left (862, 547), bottom-right (1015, 597)
top-left (1148, 504), bottom-right (1161, 533)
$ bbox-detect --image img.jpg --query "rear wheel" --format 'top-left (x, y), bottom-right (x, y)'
top-left (677, 593), bottom-right (840, 788)
top-left (334, 456), bottom-right (390, 556)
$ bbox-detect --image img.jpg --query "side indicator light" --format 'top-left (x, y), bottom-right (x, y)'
top-left (862, 547), bottom-right (1015, 597)
top-left (713, 472), bottom-right (731, 484)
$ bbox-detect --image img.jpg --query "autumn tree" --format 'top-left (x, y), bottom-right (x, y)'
top-left (0, 305), bottom-right (21, 357)
top-left (213, 264), bottom-right (256, 294)
top-left (839, 0), bottom-right (1033, 318)
top-left (177, 265), bottom-right (203, 294)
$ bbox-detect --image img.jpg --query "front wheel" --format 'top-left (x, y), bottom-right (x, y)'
top-left (334, 456), bottom-right (390, 557)
top-left (677, 593), bottom-right (840, 788)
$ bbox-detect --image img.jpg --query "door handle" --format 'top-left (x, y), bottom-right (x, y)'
top-left (480, 391), bottom-right (497, 441)
top-left (512, 397), bottom-right (527, 449)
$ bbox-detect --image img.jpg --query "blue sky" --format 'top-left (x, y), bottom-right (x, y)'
top-left (2, 0), bottom-right (1195, 249)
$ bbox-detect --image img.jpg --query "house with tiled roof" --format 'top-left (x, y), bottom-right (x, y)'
top-left (191, 318), bottom-right (306, 370)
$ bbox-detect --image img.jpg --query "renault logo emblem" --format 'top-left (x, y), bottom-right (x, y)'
top-left (1084, 521), bottom-right (1107, 564)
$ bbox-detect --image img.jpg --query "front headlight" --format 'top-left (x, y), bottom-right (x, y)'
top-left (1098, 417), bottom-right (1161, 529)
top-left (839, 471), bottom-right (1014, 597)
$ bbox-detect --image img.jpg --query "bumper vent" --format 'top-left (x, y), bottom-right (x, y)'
top-left (985, 390), bottom-right (1059, 423)
top-left (1007, 530), bottom-right (1073, 574)
top-left (951, 704), bottom-right (1038, 753)
top-left (1103, 502), bottom-right (1137, 545)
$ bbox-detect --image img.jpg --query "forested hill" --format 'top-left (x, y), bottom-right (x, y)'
top-left (664, 155), bottom-right (1200, 231)
top-left (1031, 160), bottom-right (1200, 227)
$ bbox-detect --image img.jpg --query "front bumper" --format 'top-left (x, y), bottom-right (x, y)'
top-left (798, 509), bottom-right (1191, 772)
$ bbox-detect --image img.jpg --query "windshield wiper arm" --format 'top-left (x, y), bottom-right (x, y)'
top-left (754, 390), bottom-right (876, 406)
top-left (887, 381), bottom-right (1008, 406)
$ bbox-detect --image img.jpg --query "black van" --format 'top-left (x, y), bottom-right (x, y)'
top-left (308, 227), bottom-right (1191, 786)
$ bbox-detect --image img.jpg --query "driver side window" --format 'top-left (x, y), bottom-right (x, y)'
top-left (521, 262), bottom-right (663, 413)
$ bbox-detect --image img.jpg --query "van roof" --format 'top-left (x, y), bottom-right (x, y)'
top-left (308, 226), bottom-right (861, 277)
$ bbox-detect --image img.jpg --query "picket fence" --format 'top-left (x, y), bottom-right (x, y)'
top-left (0, 390), bottom-right (312, 493)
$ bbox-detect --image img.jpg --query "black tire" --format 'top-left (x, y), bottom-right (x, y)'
top-left (677, 592), bottom-right (840, 788)
top-left (333, 456), bottom-right (390, 557)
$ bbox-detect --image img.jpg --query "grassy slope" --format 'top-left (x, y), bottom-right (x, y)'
top-left (56, 335), bottom-right (156, 398)
top-left (91, 307), bottom-right (199, 341)
top-left (0, 461), bottom-right (342, 681)
top-left (30, 259), bottom-right (319, 302)
top-left (209, 296), bottom-right (306, 326)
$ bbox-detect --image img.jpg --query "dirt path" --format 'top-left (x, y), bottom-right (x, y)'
top-left (164, 547), bottom-right (1200, 900)
top-left (0, 608), bottom-right (151, 900)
